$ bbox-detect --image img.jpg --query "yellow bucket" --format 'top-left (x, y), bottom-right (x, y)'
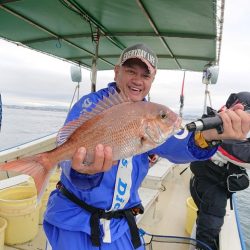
top-left (185, 197), bottom-right (198, 235)
top-left (0, 186), bottom-right (40, 245)
top-left (0, 217), bottom-right (7, 250)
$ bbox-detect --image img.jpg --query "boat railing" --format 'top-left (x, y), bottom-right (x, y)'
top-left (0, 133), bottom-right (57, 163)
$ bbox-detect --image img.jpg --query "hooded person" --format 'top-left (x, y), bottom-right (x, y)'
top-left (190, 91), bottom-right (250, 250)
top-left (225, 91), bottom-right (250, 110)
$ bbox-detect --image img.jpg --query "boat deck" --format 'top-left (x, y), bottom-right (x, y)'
top-left (139, 163), bottom-right (191, 250)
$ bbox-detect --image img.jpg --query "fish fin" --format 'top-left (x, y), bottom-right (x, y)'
top-left (57, 90), bottom-right (130, 145)
top-left (0, 153), bottom-right (54, 202)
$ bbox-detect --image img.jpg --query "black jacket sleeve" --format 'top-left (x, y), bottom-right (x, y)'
top-left (220, 139), bottom-right (250, 163)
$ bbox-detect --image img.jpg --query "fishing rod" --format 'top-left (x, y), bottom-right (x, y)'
top-left (186, 109), bottom-right (250, 132)
top-left (179, 71), bottom-right (185, 118)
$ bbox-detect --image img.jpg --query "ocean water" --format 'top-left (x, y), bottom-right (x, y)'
top-left (0, 105), bottom-right (249, 249)
top-left (0, 105), bottom-right (67, 150)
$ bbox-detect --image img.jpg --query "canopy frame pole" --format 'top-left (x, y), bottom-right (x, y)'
top-left (67, 82), bottom-right (80, 113)
top-left (0, 4), bottom-right (113, 68)
top-left (91, 29), bottom-right (100, 93)
top-left (179, 71), bottom-right (186, 118)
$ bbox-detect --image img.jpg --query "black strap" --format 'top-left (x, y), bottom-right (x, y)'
top-left (124, 210), bottom-right (141, 249)
top-left (56, 182), bottom-right (103, 246)
top-left (90, 211), bottom-right (101, 246)
top-left (56, 182), bottom-right (143, 249)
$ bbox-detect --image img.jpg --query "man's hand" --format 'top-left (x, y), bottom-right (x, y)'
top-left (71, 144), bottom-right (114, 174)
top-left (202, 104), bottom-right (250, 141)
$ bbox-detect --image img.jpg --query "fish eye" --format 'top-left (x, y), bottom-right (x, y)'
top-left (159, 110), bottom-right (168, 119)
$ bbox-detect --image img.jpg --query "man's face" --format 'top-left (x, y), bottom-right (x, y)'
top-left (114, 58), bottom-right (155, 102)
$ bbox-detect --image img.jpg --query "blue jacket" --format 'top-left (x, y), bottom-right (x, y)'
top-left (44, 82), bottom-right (217, 241)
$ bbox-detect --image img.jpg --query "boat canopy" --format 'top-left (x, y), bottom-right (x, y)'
top-left (0, 0), bottom-right (224, 72)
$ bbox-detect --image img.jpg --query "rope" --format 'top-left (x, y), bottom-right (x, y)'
top-left (139, 228), bottom-right (213, 250)
top-left (67, 82), bottom-right (80, 114)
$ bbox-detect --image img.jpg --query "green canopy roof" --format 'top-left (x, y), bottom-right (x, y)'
top-left (0, 0), bottom-right (224, 72)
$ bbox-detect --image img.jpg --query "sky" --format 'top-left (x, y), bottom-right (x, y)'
top-left (0, 0), bottom-right (250, 116)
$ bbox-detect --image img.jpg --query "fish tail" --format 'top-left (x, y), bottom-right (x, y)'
top-left (0, 153), bottom-right (55, 201)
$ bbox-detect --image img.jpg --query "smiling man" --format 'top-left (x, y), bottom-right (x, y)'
top-left (43, 44), bottom-right (250, 250)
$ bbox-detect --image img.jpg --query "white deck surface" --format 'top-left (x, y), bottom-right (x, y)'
top-left (139, 164), bottom-right (191, 250)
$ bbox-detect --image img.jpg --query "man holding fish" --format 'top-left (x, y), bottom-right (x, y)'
top-left (1, 44), bottom-right (249, 250)
top-left (44, 44), bottom-right (250, 250)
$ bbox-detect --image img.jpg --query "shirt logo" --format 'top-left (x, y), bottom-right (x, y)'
top-left (82, 98), bottom-right (92, 109)
top-left (81, 98), bottom-right (93, 114)
top-left (174, 128), bottom-right (189, 139)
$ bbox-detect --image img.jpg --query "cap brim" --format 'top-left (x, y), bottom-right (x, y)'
top-left (122, 56), bottom-right (156, 75)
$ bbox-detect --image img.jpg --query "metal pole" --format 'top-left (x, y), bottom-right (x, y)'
top-left (203, 83), bottom-right (209, 114)
top-left (179, 71), bottom-right (186, 118)
top-left (77, 82), bottom-right (80, 101)
top-left (91, 29), bottom-right (100, 92)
